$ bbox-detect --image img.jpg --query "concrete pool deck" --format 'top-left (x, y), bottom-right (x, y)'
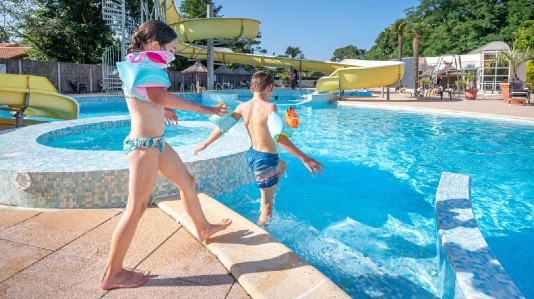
top-left (0, 90), bottom-right (532, 298)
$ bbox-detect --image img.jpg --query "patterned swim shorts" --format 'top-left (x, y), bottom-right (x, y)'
top-left (247, 147), bottom-right (279, 188)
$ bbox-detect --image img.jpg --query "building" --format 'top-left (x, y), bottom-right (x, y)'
top-left (400, 41), bottom-right (523, 93)
top-left (0, 43), bottom-right (31, 59)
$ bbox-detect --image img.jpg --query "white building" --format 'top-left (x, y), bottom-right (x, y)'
top-left (400, 41), bottom-right (526, 93)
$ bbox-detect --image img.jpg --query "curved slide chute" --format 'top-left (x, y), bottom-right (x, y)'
top-left (162, 0), bottom-right (404, 91)
top-left (0, 74), bottom-right (79, 121)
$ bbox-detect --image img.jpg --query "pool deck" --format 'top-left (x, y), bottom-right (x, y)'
top-left (1, 90), bottom-right (533, 298)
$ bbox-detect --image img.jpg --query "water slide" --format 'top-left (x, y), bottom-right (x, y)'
top-left (162, 0), bottom-right (404, 93)
top-left (0, 74), bottom-right (79, 125)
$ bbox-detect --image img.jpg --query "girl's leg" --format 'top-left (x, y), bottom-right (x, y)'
top-left (258, 160), bottom-right (286, 225)
top-left (100, 148), bottom-right (160, 290)
top-left (158, 143), bottom-right (231, 241)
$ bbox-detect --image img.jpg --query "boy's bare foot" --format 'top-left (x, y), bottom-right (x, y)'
top-left (257, 215), bottom-right (270, 226)
top-left (100, 269), bottom-right (150, 290)
top-left (198, 218), bottom-right (232, 242)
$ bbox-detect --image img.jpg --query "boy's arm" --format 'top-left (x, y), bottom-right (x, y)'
top-left (147, 87), bottom-right (226, 115)
top-left (276, 135), bottom-right (324, 176)
top-left (194, 129), bottom-right (223, 155)
top-left (194, 112), bottom-right (242, 156)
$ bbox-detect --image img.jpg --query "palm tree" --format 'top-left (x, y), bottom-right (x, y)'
top-left (407, 21), bottom-right (429, 91)
top-left (389, 19), bottom-right (406, 62)
top-left (285, 46), bottom-right (303, 59)
top-left (496, 43), bottom-right (534, 79)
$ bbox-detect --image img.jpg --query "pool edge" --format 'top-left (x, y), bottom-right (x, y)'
top-left (154, 193), bottom-right (351, 299)
top-left (436, 172), bottom-right (524, 298)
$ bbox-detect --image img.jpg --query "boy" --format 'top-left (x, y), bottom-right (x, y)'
top-left (194, 71), bottom-right (323, 225)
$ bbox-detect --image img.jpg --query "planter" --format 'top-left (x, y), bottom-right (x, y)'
top-left (510, 98), bottom-right (526, 105)
top-left (500, 83), bottom-right (510, 104)
top-left (465, 89), bottom-right (478, 100)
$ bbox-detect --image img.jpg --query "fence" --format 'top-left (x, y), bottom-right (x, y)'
top-left (0, 58), bottom-right (254, 94)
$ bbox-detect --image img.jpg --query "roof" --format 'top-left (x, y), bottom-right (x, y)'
top-left (467, 41), bottom-right (510, 54)
top-left (0, 44), bottom-right (31, 59)
top-left (233, 66), bottom-right (249, 75)
top-left (181, 60), bottom-right (207, 73)
top-left (214, 65), bottom-right (233, 75)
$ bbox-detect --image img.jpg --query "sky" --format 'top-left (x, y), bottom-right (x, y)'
top-left (201, 0), bottom-right (421, 61)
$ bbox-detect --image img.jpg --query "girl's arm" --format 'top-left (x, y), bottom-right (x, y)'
top-left (147, 87), bottom-right (225, 115)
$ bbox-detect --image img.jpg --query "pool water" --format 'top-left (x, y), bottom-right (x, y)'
top-left (43, 124), bottom-right (212, 151)
top-left (214, 105), bottom-right (534, 298)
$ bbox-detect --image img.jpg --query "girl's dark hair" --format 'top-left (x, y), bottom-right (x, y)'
top-left (128, 20), bottom-right (178, 53)
top-left (251, 71), bottom-right (274, 92)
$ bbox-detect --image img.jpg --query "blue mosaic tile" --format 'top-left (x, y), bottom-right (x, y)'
top-left (435, 172), bottom-right (524, 299)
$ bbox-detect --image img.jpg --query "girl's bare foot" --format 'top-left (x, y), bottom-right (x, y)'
top-left (100, 269), bottom-right (150, 290)
top-left (198, 218), bottom-right (232, 242)
top-left (257, 214), bottom-right (270, 226)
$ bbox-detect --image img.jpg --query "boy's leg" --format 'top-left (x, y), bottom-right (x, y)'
top-left (258, 185), bottom-right (276, 226)
top-left (100, 148), bottom-right (159, 290)
top-left (158, 144), bottom-right (231, 241)
top-left (257, 160), bottom-right (286, 226)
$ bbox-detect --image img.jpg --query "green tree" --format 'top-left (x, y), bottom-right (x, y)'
top-left (331, 45), bottom-right (365, 62)
top-left (3, 0), bottom-right (113, 64)
top-left (364, 29), bottom-right (397, 60)
top-left (180, 0), bottom-right (222, 19)
top-left (514, 20), bottom-right (534, 50)
top-left (0, 26), bottom-right (8, 43)
top-left (285, 46), bottom-right (303, 59)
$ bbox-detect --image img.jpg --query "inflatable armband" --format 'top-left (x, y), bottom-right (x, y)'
top-left (268, 108), bottom-right (299, 142)
top-left (116, 51), bottom-right (173, 101)
top-left (209, 102), bottom-right (238, 133)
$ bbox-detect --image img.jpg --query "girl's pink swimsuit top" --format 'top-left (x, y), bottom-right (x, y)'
top-left (116, 51), bottom-right (175, 101)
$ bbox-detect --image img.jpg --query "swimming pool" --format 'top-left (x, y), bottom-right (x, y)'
top-left (213, 105), bottom-right (534, 298)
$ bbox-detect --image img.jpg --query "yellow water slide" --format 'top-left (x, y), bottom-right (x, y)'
top-left (162, 0), bottom-right (404, 92)
top-left (0, 74), bottom-right (79, 122)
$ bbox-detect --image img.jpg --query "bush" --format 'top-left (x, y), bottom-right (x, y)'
top-left (526, 60), bottom-right (534, 93)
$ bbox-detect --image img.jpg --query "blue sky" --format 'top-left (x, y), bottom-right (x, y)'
top-left (202, 0), bottom-right (420, 61)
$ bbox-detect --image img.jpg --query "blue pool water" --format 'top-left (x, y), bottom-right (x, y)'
top-left (43, 124), bottom-right (212, 151)
top-left (213, 105), bottom-right (534, 298)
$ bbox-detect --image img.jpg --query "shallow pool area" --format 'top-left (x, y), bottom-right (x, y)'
top-left (40, 121), bottom-right (212, 151)
top-left (213, 105), bottom-right (534, 298)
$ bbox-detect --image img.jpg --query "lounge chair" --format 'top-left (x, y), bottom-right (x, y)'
top-left (69, 80), bottom-right (88, 94)
top-left (509, 79), bottom-right (530, 105)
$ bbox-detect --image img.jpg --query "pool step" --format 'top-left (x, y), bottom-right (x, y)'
top-left (153, 192), bottom-right (350, 299)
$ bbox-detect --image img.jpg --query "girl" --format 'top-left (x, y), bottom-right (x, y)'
top-left (100, 20), bottom-right (232, 290)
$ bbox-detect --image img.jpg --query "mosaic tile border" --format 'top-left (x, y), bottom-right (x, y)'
top-left (436, 172), bottom-right (524, 298)
top-left (0, 116), bottom-right (253, 208)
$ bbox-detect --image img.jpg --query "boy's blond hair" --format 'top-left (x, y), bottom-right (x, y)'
top-left (250, 71), bottom-right (274, 92)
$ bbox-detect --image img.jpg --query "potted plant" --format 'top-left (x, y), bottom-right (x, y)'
top-left (418, 78), bottom-right (431, 89)
top-left (464, 70), bottom-right (478, 100)
top-left (496, 44), bottom-right (534, 104)
top-left (455, 79), bottom-right (466, 97)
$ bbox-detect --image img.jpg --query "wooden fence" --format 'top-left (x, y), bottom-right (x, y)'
top-left (0, 58), bottom-right (253, 94)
